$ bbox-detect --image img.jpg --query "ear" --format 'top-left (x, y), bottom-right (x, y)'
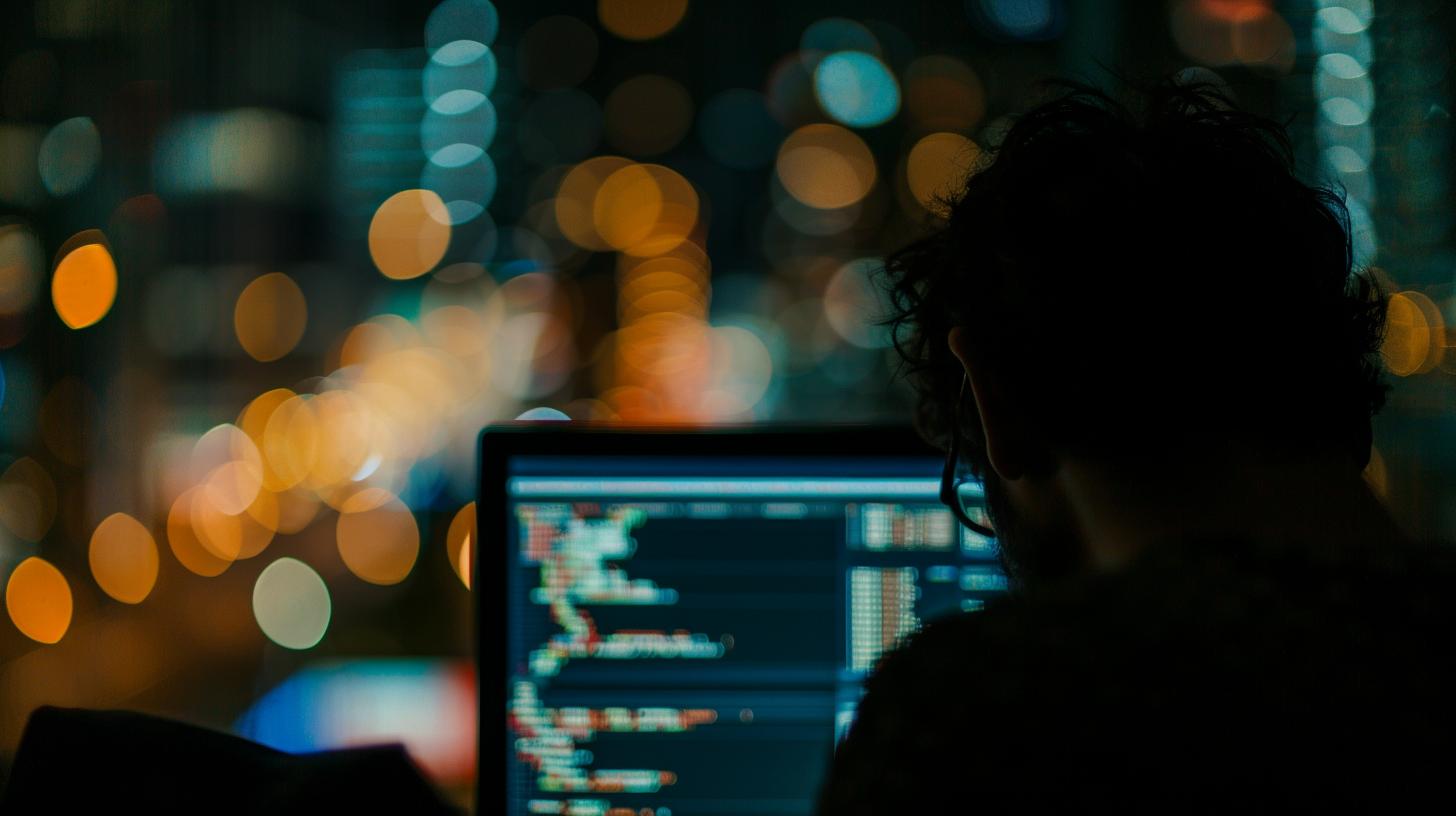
top-left (948, 327), bottom-right (1026, 480)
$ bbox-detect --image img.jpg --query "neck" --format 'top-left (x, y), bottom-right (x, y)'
top-left (1055, 445), bottom-right (1406, 570)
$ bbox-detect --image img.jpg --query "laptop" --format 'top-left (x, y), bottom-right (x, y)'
top-left (478, 424), bottom-right (1005, 815)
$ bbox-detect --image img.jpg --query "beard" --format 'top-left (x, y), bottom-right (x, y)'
top-left (982, 470), bottom-right (1083, 590)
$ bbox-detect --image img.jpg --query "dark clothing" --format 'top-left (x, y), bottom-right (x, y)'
top-left (819, 534), bottom-right (1456, 812)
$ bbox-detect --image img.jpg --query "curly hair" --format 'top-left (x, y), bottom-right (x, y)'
top-left (884, 79), bottom-right (1388, 474)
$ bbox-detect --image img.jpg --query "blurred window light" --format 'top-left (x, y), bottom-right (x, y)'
top-left (0, 224), bottom-right (43, 317)
top-left (814, 51), bottom-right (900, 128)
top-left (1312, 0), bottom-right (1375, 266)
top-left (903, 55), bottom-right (986, 134)
top-left (1316, 52), bottom-right (1367, 80)
top-left (598, 0), bottom-right (688, 41)
top-left (51, 233), bottom-right (116, 329)
top-left (697, 89), bottom-right (783, 169)
top-left (336, 489), bottom-right (420, 585)
top-left (1315, 2), bottom-right (1371, 35)
top-left (420, 153), bottom-right (496, 225)
top-left (1322, 144), bottom-right (1368, 175)
top-left (428, 88), bottom-right (487, 116)
top-left (824, 257), bottom-right (894, 349)
top-left (421, 104), bottom-right (496, 164)
top-left (253, 557), bottom-right (332, 650)
top-left (368, 189), bottom-right (452, 280)
top-left (5, 556), bottom-right (71, 644)
top-left (235, 272), bottom-right (308, 362)
top-left (969, 0), bottom-right (1061, 40)
top-left (423, 41), bottom-right (497, 102)
top-left (0, 457), bottom-right (56, 543)
top-left (604, 74), bottom-right (694, 157)
top-left (426, 0), bottom-right (499, 52)
top-left (800, 17), bottom-right (881, 56)
top-left (906, 132), bottom-right (980, 215)
top-left (88, 512), bottom-right (158, 605)
top-left (153, 109), bottom-right (312, 199)
top-left (775, 123), bottom-right (877, 210)
top-left (519, 15), bottom-right (598, 91)
top-left (36, 116), bottom-right (99, 196)
top-left (1320, 95), bottom-right (1369, 127)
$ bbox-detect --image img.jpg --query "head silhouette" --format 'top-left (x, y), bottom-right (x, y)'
top-left (884, 79), bottom-right (1388, 584)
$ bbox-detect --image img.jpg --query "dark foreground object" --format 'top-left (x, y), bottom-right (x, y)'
top-left (820, 535), bottom-right (1456, 812)
top-left (1, 706), bottom-right (458, 814)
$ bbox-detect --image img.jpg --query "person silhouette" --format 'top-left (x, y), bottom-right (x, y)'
top-left (818, 79), bottom-right (1456, 812)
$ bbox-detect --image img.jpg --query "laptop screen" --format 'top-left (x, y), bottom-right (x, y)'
top-left (501, 453), bottom-right (1005, 816)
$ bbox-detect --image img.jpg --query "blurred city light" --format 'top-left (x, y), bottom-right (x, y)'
top-left (252, 557), bottom-right (332, 650)
top-left (88, 513), bottom-right (158, 604)
top-left (50, 233), bottom-right (116, 329)
top-left (5, 556), bottom-right (70, 644)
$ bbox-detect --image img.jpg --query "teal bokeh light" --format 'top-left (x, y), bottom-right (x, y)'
top-left (814, 51), bottom-right (900, 128)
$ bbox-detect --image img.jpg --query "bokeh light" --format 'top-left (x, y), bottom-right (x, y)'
top-left (446, 500), bottom-right (475, 589)
top-left (252, 557), bottom-right (331, 650)
top-left (1382, 290), bottom-right (1444, 377)
top-left (598, 0), bottom-right (688, 41)
top-left (556, 156), bottom-right (632, 251)
top-left (0, 457), bottom-right (56, 542)
top-left (824, 257), bottom-right (892, 349)
top-left (776, 123), bottom-right (877, 209)
top-left (592, 163), bottom-right (699, 256)
top-left (167, 487), bottom-right (234, 577)
top-left (51, 233), bottom-right (117, 329)
top-left (0, 223), bottom-right (43, 318)
top-left (906, 132), bottom-right (979, 214)
top-left (515, 407), bottom-right (570, 421)
top-left (801, 17), bottom-right (881, 56)
top-left (234, 272), bottom-right (308, 362)
top-left (5, 556), bottom-right (72, 644)
top-left (336, 489), bottom-right (420, 585)
top-left (814, 51), bottom-right (900, 128)
top-left (425, 0), bottom-right (499, 52)
top-left (605, 75), bottom-right (694, 156)
top-left (969, 0), bottom-right (1060, 41)
top-left (368, 189), bottom-right (452, 280)
top-left (904, 55), bottom-right (985, 133)
top-left (36, 116), bottom-right (100, 196)
top-left (88, 512), bottom-right (159, 604)
top-left (1170, 0), bottom-right (1295, 72)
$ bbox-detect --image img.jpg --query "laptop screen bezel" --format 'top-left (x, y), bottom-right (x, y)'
top-left (476, 422), bottom-right (939, 809)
